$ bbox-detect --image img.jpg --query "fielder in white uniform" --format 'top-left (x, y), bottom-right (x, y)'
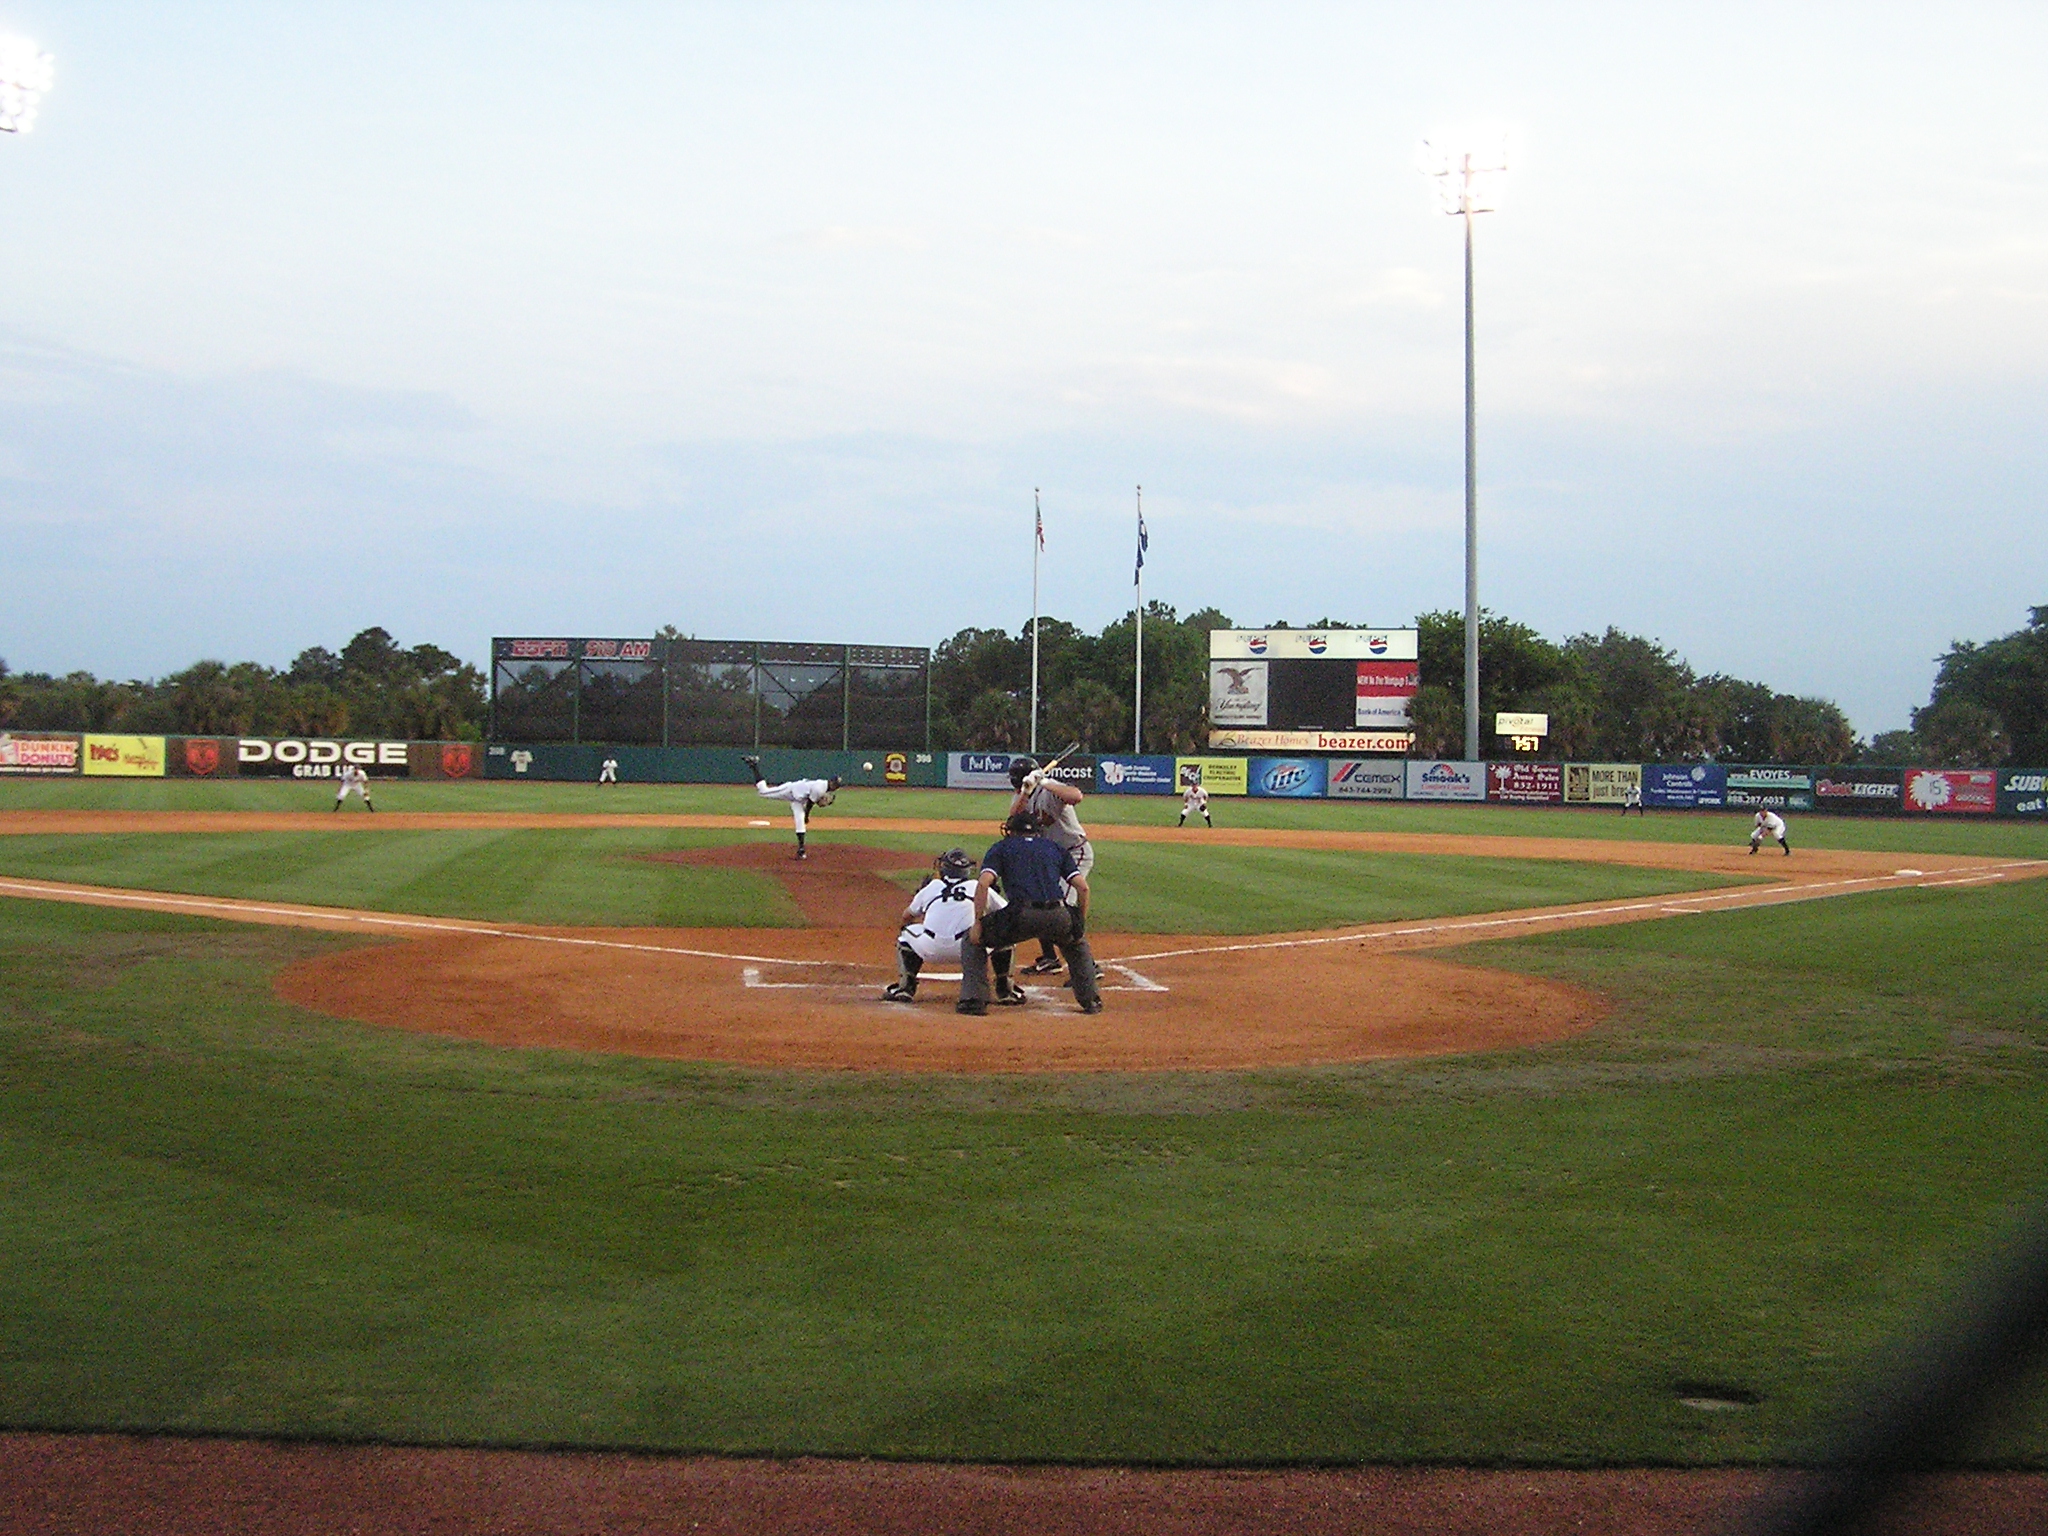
top-left (1178, 781), bottom-right (1211, 828)
top-left (743, 756), bottom-right (841, 859)
top-left (333, 763), bottom-right (375, 812)
top-left (598, 757), bottom-right (618, 785)
top-left (882, 849), bottom-right (1019, 1003)
top-left (1006, 754), bottom-right (1092, 975)
top-left (1749, 808), bottom-right (1790, 855)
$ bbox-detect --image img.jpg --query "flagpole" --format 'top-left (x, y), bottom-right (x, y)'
top-left (1133, 485), bottom-right (1144, 755)
top-left (1030, 489), bottom-right (1042, 755)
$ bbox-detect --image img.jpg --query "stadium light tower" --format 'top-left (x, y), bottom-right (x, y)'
top-left (0, 34), bottom-right (54, 134)
top-left (1421, 137), bottom-right (1506, 763)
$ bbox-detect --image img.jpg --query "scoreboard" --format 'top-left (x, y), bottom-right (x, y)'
top-left (1207, 629), bottom-right (1418, 753)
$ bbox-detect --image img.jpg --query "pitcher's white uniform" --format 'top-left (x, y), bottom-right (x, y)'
top-left (757, 776), bottom-right (835, 833)
top-left (898, 874), bottom-right (1006, 964)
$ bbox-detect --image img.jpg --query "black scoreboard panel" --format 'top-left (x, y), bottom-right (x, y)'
top-left (1267, 659), bottom-right (1357, 730)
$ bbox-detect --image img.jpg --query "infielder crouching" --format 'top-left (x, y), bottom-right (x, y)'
top-left (959, 812), bottom-right (1101, 1016)
top-left (1749, 808), bottom-right (1791, 856)
top-left (1178, 780), bottom-right (1211, 827)
top-left (333, 763), bottom-right (375, 812)
top-left (884, 848), bottom-right (1022, 1004)
top-left (743, 756), bottom-right (841, 859)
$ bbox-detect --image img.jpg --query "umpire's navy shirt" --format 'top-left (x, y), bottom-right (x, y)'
top-left (981, 833), bottom-right (1077, 906)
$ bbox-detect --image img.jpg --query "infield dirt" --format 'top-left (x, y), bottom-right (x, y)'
top-left (2, 812), bottom-right (2038, 1073)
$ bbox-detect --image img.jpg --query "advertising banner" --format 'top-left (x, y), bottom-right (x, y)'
top-left (1495, 713), bottom-right (1549, 738)
top-left (1210, 629), bottom-right (1418, 661)
top-left (1249, 757), bottom-right (1328, 798)
top-left (1327, 759), bottom-right (1406, 799)
top-left (1902, 767), bottom-right (1997, 815)
top-left (1488, 761), bottom-right (1564, 804)
top-left (407, 741), bottom-right (483, 780)
top-left (1209, 728), bottom-right (1412, 753)
top-left (1724, 766), bottom-right (1814, 812)
top-left (1208, 661), bottom-right (1268, 727)
top-left (1096, 755), bottom-right (1177, 794)
top-left (1811, 766), bottom-right (1903, 814)
top-left (0, 731), bottom-right (81, 775)
top-left (1564, 763), bottom-right (1642, 805)
top-left (1044, 755), bottom-right (1097, 791)
top-left (1405, 760), bottom-right (1486, 801)
top-left (238, 738), bottom-right (411, 779)
top-left (82, 735), bottom-right (166, 777)
top-left (1176, 757), bottom-right (1250, 796)
top-left (167, 737), bottom-right (234, 778)
top-left (1354, 661), bottom-right (1418, 729)
top-left (1643, 763), bottom-right (1727, 809)
top-left (947, 751), bottom-right (1024, 791)
top-left (1998, 769), bottom-right (2048, 818)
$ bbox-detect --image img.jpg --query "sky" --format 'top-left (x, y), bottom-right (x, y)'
top-left (1, 2), bottom-right (2044, 735)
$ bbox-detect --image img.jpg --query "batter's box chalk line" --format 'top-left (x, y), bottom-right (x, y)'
top-left (742, 962), bottom-right (1169, 995)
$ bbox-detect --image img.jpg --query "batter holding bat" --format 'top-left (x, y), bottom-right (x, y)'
top-left (1005, 745), bottom-right (1091, 977)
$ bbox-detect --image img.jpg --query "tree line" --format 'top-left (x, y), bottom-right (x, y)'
top-left (0, 628), bottom-right (487, 741)
top-left (929, 602), bottom-right (2045, 765)
top-left (4, 606), bottom-right (2039, 765)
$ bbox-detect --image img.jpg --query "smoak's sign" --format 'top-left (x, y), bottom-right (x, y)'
top-left (238, 738), bottom-right (411, 778)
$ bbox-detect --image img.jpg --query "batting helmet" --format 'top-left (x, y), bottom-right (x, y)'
top-left (1007, 755), bottom-right (1039, 789)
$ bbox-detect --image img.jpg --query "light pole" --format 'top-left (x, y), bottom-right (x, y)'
top-left (1422, 139), bottom-right (1505, 762)
top-left (0, 35), bottom-right (53, 135)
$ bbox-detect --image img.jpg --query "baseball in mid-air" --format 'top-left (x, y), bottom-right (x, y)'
top-left (863, 760), bottom-right (874, 770)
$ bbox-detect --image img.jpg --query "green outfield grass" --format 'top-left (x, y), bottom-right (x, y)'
top-left (0, 829), bottom-right (1752, 933)
top-left (4, 775), bottom-right (2045, 857)
top-left (1, 882), bottom-right (2044, 1463)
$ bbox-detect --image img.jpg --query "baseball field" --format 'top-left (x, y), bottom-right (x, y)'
top-left (3, 780), bottom-right (2047, 1531)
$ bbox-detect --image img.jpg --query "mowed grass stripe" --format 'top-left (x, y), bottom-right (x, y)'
top-left (8, 776), bottom-right (2048, 859)
top-left (0, 829), bottom-right (1751, 933)
top-left (0, 830), bottom-right (800, 929)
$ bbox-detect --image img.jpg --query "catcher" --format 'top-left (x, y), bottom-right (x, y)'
top-left (883, 849), bottom-right (1023, 1005)
top-left (742, 755), bottom-right (840, 860)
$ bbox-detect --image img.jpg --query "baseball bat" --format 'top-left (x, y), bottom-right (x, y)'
top-left (1038, 739), bottom-right (1083, 776)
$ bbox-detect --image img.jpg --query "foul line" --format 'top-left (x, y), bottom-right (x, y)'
top-left (1114, 862), bottom-right (2045, 965)
top-left (0, 878), bottom-right (840, 969)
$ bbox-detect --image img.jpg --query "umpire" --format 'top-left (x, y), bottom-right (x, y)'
top-left (959, 812), bottom-right (1104, 1016)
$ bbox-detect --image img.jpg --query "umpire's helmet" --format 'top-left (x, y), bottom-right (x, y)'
top-left (1007, 755), bottom-right (1039, 789)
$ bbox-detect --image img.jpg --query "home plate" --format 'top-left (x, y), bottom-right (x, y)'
top-left (742, 963), bottom-right (1169, 995)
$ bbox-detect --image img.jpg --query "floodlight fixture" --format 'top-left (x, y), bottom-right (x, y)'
top-left (0, 34), bottom-right (53, 135)
top-left (1419, 135), bottom-right (1509, 762)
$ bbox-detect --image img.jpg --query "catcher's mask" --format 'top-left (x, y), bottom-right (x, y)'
top-left (936, 848), bottom-right (975, 881)
top-left (1007, 755), bottom-right (1039, 789)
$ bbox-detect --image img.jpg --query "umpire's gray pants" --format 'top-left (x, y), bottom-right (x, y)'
top-left (961, 904), bottom-right (1100, 1009)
